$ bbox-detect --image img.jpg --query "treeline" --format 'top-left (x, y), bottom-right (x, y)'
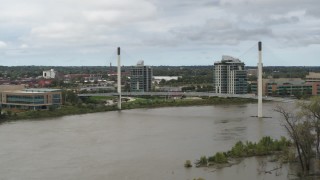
top-left (121, 96), bottom-right (256, 110)
top-left (0, 95), bottom-right (255, 123)
top-left (152, 66), bottom-right (213, 76)
top-left (159, 77), bottom-right (213, 86)
top-left (247, 66), bottom-right (320, 79)
top-left (0, 66), bottom-right (111, 79)
top-left (1, 65), bottom-right (320, 81)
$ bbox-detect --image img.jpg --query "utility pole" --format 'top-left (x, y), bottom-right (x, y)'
top-left (117, 47), bottom-right (121, 110)
top-left (258, 42), bottom-right (263, 118)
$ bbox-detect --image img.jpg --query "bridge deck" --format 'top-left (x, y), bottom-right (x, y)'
top-left (78, 92), bottom-right (295, 102)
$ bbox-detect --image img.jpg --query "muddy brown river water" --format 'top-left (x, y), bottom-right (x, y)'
top-left (0, 102), bottom-right (296, 180)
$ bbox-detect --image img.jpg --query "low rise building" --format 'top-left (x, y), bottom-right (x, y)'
top-left (247, 69), bottom-right (258, 76)
top-left (254, 78), bottom-right (320, 97)
top-left (0, 85), bottom-right (25, 92)
top-left (153, 76), bottom-right (181, 84)
top-left (305, 73), bottom-right (320, 95)
top-left (306, 72), bottom-right (320, 83)
top-left (84, 74), bottom-right (102, 83)
top-left (0, 88), bottom-right (62, 110)
top-left (43, 69), bottom-right (57, 79)
top-left (38, 79), bottom-right (53, 87)
top-left (264, 78), bottom-right (304, 96)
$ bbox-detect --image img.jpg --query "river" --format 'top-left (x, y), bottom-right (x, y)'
top-left (0, 102), bottom-right (295, 180)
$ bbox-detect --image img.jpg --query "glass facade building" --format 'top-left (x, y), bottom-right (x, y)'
top-left (130, 60), bottom-right (153, 92)
top-left (0, 88), bottom-right (62, 110)
top-left (266, 83), bottom-right (314, 97)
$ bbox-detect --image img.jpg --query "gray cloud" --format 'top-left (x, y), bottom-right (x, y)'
top-left (264, 16), bottom-right (300, 26)
top-left (170, 19), bottom-right (273, 45)
top-left (0, 0), bottom-right (319, 65)
top-left (0, 41), bottom-right (7, 49)
top-left (306, 7), bottom-right (320, 18)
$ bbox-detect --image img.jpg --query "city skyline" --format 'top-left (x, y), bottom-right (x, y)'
top-left (0, 0), bottom-right (319, 66)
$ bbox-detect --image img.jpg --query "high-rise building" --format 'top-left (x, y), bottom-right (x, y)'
top-left (214, 55), bottom-right (247, 94)
top-left (130, 60), bottom-right (153, 92)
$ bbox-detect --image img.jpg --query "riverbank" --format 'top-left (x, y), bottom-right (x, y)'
top-left (121, 96), bottom-right (256, 109)
top-left (0, 96), bottom-right (256, 123)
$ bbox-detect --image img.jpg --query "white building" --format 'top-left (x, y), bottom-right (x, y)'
top-left (43, 69), bottom-right (56, 79)
top-left (153, 76), bottom-right (181, 84)
top-left (214, 55), bottom-right (247, 94)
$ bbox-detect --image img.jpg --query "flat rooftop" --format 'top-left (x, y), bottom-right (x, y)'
top-left (24, 88), bottom-right (61, 92)
top-left (2, 88), bottom-right (61, 94)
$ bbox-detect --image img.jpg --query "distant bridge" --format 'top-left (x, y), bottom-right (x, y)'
top-left (78, 92), bottom-right (295, 103)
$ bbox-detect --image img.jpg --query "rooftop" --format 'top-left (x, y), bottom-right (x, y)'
top-left (214, 55), bottom-right (244, 64)
top-left (137, 60), bottom-right (144, 66)
top-left (306, 72), bottom-right (320, 79)
top-left (24, 88), bottom-right (61, 92)
top-left (2, 88), bottom-right (61, 94)
top-left (222, 55), bottom-right (240, 62)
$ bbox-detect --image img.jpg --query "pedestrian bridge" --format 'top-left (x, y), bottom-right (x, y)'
top-left (78, 92), bottom-right (295, 103)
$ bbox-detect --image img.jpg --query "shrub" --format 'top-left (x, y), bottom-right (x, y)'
top-left (230, 141), bottom-right (245, 157)
top-left (196, 156), bottom-right (208, 166)
top-left (214, 152), bottom-right (228, 163)
top-left (184, 160), bottom-right (192, 168)
top-left (193, 178), bottom-right (205, 180)
top-left (193, 136), bottom-right (294, 170)
top-left (208, 156), bottom-right (215, 162)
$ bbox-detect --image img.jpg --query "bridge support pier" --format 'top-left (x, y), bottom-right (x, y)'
top-left (117, 47), bottom-right (121, 110)
top-left (258, 42), bottom-right (263, 118)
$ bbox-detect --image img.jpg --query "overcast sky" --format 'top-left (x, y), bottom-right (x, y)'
top-left (0, 0), bottom-right (319, 66)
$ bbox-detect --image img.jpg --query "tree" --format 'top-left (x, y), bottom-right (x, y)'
top-left (0, 107), bottom-right (6, 121)
top-left (63, 90), bottom-right (81, 105)
top-left (275, 105), bottom-right (315, 175)
top-left (298, 96), bottom-right (320, 157)
top-left (184, 160), bottom-right (192, 168)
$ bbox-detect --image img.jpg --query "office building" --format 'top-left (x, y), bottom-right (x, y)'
top-left (306, 72), bottom-right (320, 83)
top-left (0, 88), bottom-right (62, 110)
top-left (130, 60), bottom-right (153, 92)
top-left (214, 55), bottom-right (247, 94)
top-left (263, 77), bottom-right (320, 96)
